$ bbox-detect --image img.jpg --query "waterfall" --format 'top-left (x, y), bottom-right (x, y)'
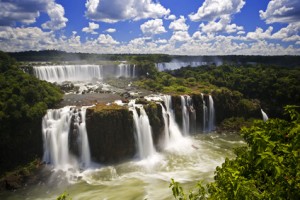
top-left (118, 63), bottom-right (136, 78)
top-left (159, 103), bottom-right (170, 147)
top-left (79, 107), bottom-right (91, 167)
top-left (187, 96), bottom-right (197, 134)
top-left (33, 65), bottom-right (103, 83)
top-left (161, 95), bottom-right (184, 142)
top-left (208, 95), bottom-right (215, 132)
top-left (42, 106), bottom-right (91, 169)
top-left (132, 64), bottom-right (136, 78)
top-left (201, 93), bottom-right (208, 132)
top-left (181, 96), bottom-right (190, 135)
top-left (261, 109), bottom-right (269, 122)
top-left (130, 101), bottom-right (156, 159)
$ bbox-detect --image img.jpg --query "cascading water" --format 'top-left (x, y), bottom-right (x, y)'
top-left (201, 93), bottom-right (208, 132)
top-left (42, 106), bottom-right (91, 169)
top-left (161, 95), bottom-right (184, 142)
top-left (180, 95), bottom-right (196, 135)
top-left (159, 103), bottom-right (170, 147)
top-left (130, 101), bottom-right (156, 159)
top-left (208, 95), bottom-right (215, 132)
top-left (118, 63), bottom-right (136, 78)
top-left (34, 65), bottom-right (103, 83)
top-left (261, 109), bottom-right (269, 122)
top-left (181, 96), bottom-right (190, 135)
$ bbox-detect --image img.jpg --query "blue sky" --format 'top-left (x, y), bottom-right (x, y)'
top-left (0, 0), bottom-right (299, 55)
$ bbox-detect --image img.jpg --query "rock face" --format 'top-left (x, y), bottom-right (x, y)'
top-left (0, 119), bottom-right (43, 176)
top-left (143, 102), bottom-right (165, 150)
top-left (86, 104), bottom-right (135, 163)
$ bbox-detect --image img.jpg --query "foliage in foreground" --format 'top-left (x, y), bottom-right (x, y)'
top-left (170, 105), bottom-right (300, 199)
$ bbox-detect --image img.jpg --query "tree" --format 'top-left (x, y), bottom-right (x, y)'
top-left (170, 105), bottom-right (300, 199)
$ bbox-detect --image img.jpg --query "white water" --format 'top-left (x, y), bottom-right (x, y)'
top-left (34, 65), bottom-right (103, 83)
top-left (156, 61), bottom-right (207, 71)
top-left (159, 103), bottom-right (170, 147)
top-left (208, 95), bottom-right (215, 132)
top-left (42, 106), bottom-right (91, 169)
top-left (118, 63), bottom-right (132, 78)
top-left (261, 109), bottom-right (269, 122)
top-left (201, 93), bottom-right (208, 132)
top-left (181, 96), bottom-right (190, 135)
top-left (130, 101), bottom-right (156, 159)
top-left (2, 133), bottom-right (245, 200)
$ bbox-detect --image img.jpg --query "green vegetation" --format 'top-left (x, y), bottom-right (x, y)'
top-left (170, 65), bottom-right (300, 117)
top-left (0, 51), bottom-right (62, 122)
top-left (0, 51), bottom-right (63, 175)
top-left (170, 105), bottom-right (300, 199)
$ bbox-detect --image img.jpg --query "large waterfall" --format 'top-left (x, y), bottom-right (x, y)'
top-left (34, 65), bottom-right (103, 83)
top-left (130, 101), bottom-right (156, 159)
top-left (42, 106), bottom-right (91, 169)
top-left (34, 63), bottom-right (137, 83)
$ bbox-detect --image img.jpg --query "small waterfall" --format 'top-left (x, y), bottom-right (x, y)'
top-left (161, 95), bottom-right (184, 142)
top-left (159, 103), bottom-right (170, 147)
top-left (132, 64), bottom-right (136, 78)
top-left (201, 93), bottom-right (207, 132)
top-left (34, 65), bottom-right (103, 83)
top-left (181, 96), bottom-right (190, 135)
top-left (208, 95), bottom-right (215, 132)
top-left (261, 109), bottom-right (269, 122)
top-left (42, 106), bottom-right (91, 169)
top-left (180, 95), bottom-right (196, 135)
top-left (130, 101), bottom-right (156, 159)
top-left (79, 107), bottom-right (91, 167)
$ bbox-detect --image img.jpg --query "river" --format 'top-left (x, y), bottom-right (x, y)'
top-left (1, 133), bottom-right (244, 200)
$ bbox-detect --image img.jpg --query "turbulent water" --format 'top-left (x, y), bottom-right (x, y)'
top-left (0, 133), bottom-right (244, 200)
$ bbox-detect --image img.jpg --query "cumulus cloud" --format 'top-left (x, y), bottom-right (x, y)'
top-left (260, 0), bottom-right (300, 24)
top-left (165, 14), bottom-right (176, 20)
top-left (140, 19), bottom-right (166, 36)
top-left (105, 28), bottom-right (116, 33)
top-left (169, 16), bottom-right (189, 31)
top-left (188, 0), bottom-right (245, 34)
top-left (189, 0), bottom-right (245, 21)
top-left (82, 22), bottom-right (99, 34)
top-left (0, 0), bottom-right (67, 31)
top-left (41, 1), bottom-right (68, 30)
top-left (85, 0), bottom-right (170, 23)
top-left (96, 34), bottom-right (119, 45)
top-left (169, 31), bottom-right (191, 43)
top-left (0, 26), bottom-right (57, 51)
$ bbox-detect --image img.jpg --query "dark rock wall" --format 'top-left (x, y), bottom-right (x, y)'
top-left (86, 106), bottom-right (135, 164)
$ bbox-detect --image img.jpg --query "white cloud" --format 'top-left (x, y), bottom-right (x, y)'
top-left (246, 27), bottom-right (273, 40)
top-left (140, 19), bottom-right (166, 36)
top-left (0, 0), bottom-right (67, 31)
top-left (82, 22), bottom-right (99, 34)
top-left (165, 14), bottom-right (176, 20)
top-left (85, 0), bottom-right (170, 23)
top-left (105, 28), bottom-right (116, 33)
top-left (169, 16), bottom-right (189, 31)
top-left (188, 0), bottom-right (245, 34)
top-left (0, 26), bottom-right (57, 51)
top-left (41, 1), bottom-right (68, 31)
top-left (199, 15), bottom-right (243, 34)
top-left (260, 0), bottom-right (300, 24)
top-left (169, 31), bottom-right (191, 43)
top-left (96, 34), bottom-right (119, 45)
top-left (189, 0), bottom-right (245, 21)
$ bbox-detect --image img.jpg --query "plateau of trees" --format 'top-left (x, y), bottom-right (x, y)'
top-left (170, 105), bottom-right (300, 199)
top-left (0, 51), bottom-right (63, 174)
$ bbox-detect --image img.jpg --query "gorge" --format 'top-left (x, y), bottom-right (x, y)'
top-left (1, 58), bottom-right (297, 200)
